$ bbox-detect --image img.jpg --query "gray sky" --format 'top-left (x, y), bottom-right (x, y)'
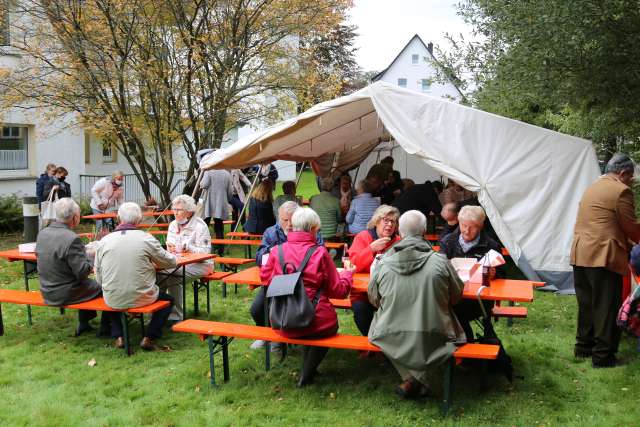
top-left (348, 0), bottom-right (473, 72)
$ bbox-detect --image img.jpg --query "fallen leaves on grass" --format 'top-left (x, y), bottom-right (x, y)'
top-left (87, 358), bottom-right (97, 367)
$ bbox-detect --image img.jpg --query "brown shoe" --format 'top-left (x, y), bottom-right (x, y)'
top-left (114, 337), bottom-right (124, 349)
top-left (140, 337), bottom-right (157, 351)
top-left (395, 377), bottom-right (430, 399)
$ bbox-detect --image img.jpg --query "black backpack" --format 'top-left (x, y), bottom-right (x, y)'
top-left (266, 245), bottom-right (320, 330)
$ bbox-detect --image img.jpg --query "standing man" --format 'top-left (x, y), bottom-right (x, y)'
top-left (571, 153), bottom-right (640, 367)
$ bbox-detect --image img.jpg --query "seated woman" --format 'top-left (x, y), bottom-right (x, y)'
top-left (260, 207), bottom-right (353, 387)
top-left (157, 195), bottom-right (212, 322)
top-left (347, 205), bottom-right (401, 336)
top-left (346, 179), bottom-right (381, 234)
top-left (244, 180), bottom-right (276, 234)
top-left (439, 205), bottom-right (503, 342)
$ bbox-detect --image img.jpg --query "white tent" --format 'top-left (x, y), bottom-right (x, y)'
top-left (200, 82), bottom-right (600, 291)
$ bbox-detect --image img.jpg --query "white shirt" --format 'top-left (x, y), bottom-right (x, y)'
top-left (90, 177), bottom-right (124, 211)
top-left (167, 216), bottom-right (212, 263)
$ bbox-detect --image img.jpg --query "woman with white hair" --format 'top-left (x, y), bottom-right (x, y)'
top-left (157, 195), bottom-right (212, 322)
top-left (260, 207), bottom-right (354, 386)
top-left (439, 204), bottom-right (502, 342)
top-left (90, 170), bottom-right (125, 232)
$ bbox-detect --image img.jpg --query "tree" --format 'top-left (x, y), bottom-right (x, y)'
top-left (437, 0), bottom-right (640, 160)
top-left (0, 0), bottom-right (353, 204)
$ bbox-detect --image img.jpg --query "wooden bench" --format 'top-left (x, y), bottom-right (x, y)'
top-left (492, 305), bottom-right (528, 319)
top-left (173, 319), bottom-right (500, 415)
top-left (0, 289), bottom-right (171, 356)
top-left (193, 272), bottom-right (233, 315)
top-left (213, 257), bottom-right (256, 298)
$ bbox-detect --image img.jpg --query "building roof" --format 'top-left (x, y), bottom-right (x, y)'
top-left (371, 34), bottom-right (465, 99)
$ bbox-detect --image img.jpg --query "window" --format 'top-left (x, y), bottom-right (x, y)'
top-left (411, 54), bottom-right (419, 65)
top-left (0, 1), bottom-right (10, 46)
top-left (0, 126), bottom-right (28, 170)
top-left (102, 142), bottom-right (117, 163)
top-left (397, 78), bottom-right (407, 88)
top-left (421, 79), bottom-right (431, 92)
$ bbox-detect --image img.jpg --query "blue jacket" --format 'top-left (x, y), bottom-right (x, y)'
top-left (255, 223), bottom-right (324, 264)
top-left (346, 193), bottom-right (380, 234)
top-left (36, 173), bottom-right (52, 203)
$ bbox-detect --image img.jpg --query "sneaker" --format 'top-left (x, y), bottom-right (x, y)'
top-left (592, 357), bottom-right (624, 368)
top-left (250, 339), bottom-right (266, 349)
top-left (395, 377), bottom-right (430, 399)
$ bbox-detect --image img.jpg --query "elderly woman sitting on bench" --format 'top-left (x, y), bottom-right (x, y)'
top-left (259, 207), bottom-right (354, 386)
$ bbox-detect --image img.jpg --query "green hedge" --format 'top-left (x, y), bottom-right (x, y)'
top-left (0, 195), bottom-right (23, 232)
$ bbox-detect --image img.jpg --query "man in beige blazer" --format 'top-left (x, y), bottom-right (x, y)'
top-left (571, 153), bottom-right (640, 367)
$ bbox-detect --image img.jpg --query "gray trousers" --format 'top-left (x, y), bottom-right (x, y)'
top-left (157, 262), bottom-right (210, 321)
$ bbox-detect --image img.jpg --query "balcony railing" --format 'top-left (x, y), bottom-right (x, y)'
top-left (0, 149), bottom-right (28, 170)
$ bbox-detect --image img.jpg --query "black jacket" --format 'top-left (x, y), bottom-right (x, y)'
top-left (439, 229), bottom-right (505, 278)
top-left (393, 183), bottom-right (442, 217)
top-left (244, 198), bottom-right (276, 234)
top-left (43, 177), bottom-right (72, 200)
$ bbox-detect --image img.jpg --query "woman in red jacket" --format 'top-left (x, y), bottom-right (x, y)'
top-left (348, 205), bottom-right (401, 335)
top-left (261, 207), bottom-right (354, 386)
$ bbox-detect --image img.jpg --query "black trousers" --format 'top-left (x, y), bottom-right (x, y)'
top-left (250, 287), bottom-right (268, 326)
top-left (110, 293), bottom-right (174, 340)
top-left (352, 300), bottom-right (376, 336)
top-left (453, 299), bottom-right (494, 342)
top-left (573, 266), bottom-right (622, 364)
top-left (205, 217), bottom-right (225, 255)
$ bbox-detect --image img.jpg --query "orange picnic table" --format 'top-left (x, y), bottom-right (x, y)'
top-left (82, 210), bottom-right (175, 220)
top-left (221, 266), bottom-right (535, 302)
top-left (226, 232), bottom-right (263, 239)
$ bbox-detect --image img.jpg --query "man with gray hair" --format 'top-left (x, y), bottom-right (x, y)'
top-left (96, 202), bottom-right (177, 350)
top-left (250, 201), bottom-right (324, 350)
top-left (368, 210), bottom-right (465, 399)
top-left (36, 198), bottom-right (104, 336)
top-left (571, 152), bottom-right (640, 367)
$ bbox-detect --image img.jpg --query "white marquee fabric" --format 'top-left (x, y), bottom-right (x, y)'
top-left (200, 82), bottom-right (600, 289)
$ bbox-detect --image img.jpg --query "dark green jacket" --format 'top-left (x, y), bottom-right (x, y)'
top-left (368, 236), bottom-right (465, 369)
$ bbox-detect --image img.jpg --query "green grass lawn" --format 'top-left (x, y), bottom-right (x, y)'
top-left (0, 171), bottom-right (638, 426)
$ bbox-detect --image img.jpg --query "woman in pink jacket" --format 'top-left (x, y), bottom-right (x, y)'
top-left (260, 207), bottom-right (353, 386)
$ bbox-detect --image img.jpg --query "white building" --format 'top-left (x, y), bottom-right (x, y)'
top-left (0, 5), bottom-right (293, 203)
top-left (353, 34), bottom-right (464, 184)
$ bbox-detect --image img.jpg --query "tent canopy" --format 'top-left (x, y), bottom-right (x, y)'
top-left (200, 82), bottom-right (600, 290)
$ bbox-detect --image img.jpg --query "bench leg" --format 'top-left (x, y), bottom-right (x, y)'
top-left (182, 265), bottom-right (187, 320)
top-left (121, 314), bottom-right (132, 356)
top-left (234, 284), bottom-right (238, 295)
top-left (139, 314), bottom-right (146, 337)
top-left (193, 281), bottom-right (200, 317)
top-left (480, 360), bottom-right (488, 390)
top-left (206, 281), bottom-right (211, 314)
top-left (0, 303), bottom-right (4, 336)
top-left (221, 336), bottom-right (230, 382)
top-left (507, 301), bottom-right (514, 327)
top-left (441, 358), bottom-right (454, 416)
top-left (23, 261), bottom-right (33, 326)
top-left (208, 335), bottom-right (217, 387)
top-left (263, 297), bottom-right (271, 371)
top-left (222, 283), bottom-right (227, 299)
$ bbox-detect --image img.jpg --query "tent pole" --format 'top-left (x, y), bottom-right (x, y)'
top-left (191, 169), bottom-right (205, 199)
top-left (295, 161), bottom-right (306, 189)
top-left (233, 165), bottom-right (262, 233)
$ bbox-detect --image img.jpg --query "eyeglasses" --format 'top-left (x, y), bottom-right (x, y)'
top-left (380, 217), bottom-right (396, 225)
top-left (173, 208), bottom-right (186, 213)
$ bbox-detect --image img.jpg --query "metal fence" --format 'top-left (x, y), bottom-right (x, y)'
top-left (79, 171), bottom-right (189, 206)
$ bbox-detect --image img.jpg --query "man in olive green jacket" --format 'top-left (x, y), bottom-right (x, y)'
top-left (368, 210), bottom-right (465, 399)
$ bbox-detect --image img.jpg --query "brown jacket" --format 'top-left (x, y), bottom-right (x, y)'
top-left (570, 175), bottom-right (640, 275)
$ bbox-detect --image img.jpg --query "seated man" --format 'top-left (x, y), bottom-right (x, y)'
top-left (368, 210), bottom-right (465, 399)
top-left (439, 202), bottom-right (460, 239)
top-left (250, 201), bottom-right (324, 350)
top-left (392, 180), bottom-right (442, 218)
top-left (310, 177), bottom-right (342, 240)
top-left (36, 198), bottom-right (105, 336)
top-left (157, 195), bottom-right (212, 322)
top-left (439, 205), bottom-right (502, 341)
top-left (273, 180), bottom-right (299, 219)
top-left (95, 202), bottom-right (177, 350)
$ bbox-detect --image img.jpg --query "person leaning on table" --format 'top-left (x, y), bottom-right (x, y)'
top-left (250, 201), bottom-right (324, 351)
top-left (259, 207), bottom-right (354, 387)
top-left (368, 210), bottom-right (465, 399)
top-left (90, 170), bottom-right (125, 232)
top-left (156, 195), bottom-right (212, 323)
top-left (36, 198), bottom-right (109, 336)
top-left (438, 205), bottom-right (502, 343)
top-left (571, 153), bottom-right (640, 368)
top-left (95, 202), bottom-right (177, 351)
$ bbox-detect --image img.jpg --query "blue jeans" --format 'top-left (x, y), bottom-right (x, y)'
top-left (92, 208), bottom-right (115, 232)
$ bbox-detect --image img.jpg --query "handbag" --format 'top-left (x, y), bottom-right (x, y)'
top-left (40, 190), bottom-right (58, 225)
top-left (267, 245), bottom-right (320, 330)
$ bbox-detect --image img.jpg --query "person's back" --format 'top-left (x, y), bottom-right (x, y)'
top-left (96, 229), bottom-right (176, 309)
top-left (36, 222), bottom-right (93, 305)
top-left (346, 192), bottom-right (380, 234)
top-left (310, 191), bottom-right (341, 238)
top-left (368, 236), bottom-right (464, 367)
top-left (393, 183), bottom-right (442, 217)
